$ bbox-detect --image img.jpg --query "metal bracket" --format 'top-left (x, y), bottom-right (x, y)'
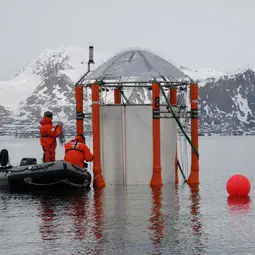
top-left (76, 112), bottom-right (85, 120)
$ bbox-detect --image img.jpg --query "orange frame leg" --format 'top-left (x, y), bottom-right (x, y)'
top-left (150, 83), bottom-right (163, 187)
top-left (75, 85), bottom-right (84, 136)
top-left (187, 83), bottom-right (199, 184)
top-left (114, 88), bottom-right (121, 104)
top-left (92, 84), bottom-right (106, 188)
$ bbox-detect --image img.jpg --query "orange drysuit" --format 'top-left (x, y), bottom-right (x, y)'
top-left (64, 136), bottom-right (93, 168)
top-left (40, 116), bottom-right (62, 162)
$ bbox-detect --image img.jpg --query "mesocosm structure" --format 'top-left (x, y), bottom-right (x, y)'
top-left (74, 46), bottom-right (199, 188)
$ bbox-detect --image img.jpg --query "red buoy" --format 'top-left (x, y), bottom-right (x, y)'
top-left (226, 174), bottom-right (251, 197)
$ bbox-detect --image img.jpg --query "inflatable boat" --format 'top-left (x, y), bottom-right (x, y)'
top-left (0, 149), bottom-right (91, 191)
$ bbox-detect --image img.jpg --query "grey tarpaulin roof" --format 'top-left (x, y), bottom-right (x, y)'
top-left (85, 49), bottom-right (190, 82)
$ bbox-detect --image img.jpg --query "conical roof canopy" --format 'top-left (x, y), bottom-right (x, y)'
top-left (85, 49), bottom-right (190, 82)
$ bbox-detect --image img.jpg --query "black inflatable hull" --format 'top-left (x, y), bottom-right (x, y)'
top-left (2, 160), bottom-right (91, 190)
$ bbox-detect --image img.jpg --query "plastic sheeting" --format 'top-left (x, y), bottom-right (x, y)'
top-left (100, 106), bottom-right (124, 185)
top-left (86, 49), bottom-right (189, 82)
top-left (125, 106), bottom-right (153, 185)
top-left (100, 105), bottom-right (177, 185)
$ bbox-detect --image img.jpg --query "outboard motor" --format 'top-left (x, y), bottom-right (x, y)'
top-left (0, 149), bottom-right (9, 167)
top-left (20, 158), bottom-right (37, 166)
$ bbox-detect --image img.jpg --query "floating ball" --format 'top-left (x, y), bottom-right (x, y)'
top-left (226, 174), bottom-right (251, 197)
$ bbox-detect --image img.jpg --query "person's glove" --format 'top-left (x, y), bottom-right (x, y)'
top-left (58, 121), bottom-right (63, 127)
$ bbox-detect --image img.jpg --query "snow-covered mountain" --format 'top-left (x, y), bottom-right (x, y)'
top-left (0, 45), bottom-right (109, 112)
top-left (1, 44), bottom-right (255, 136)
top-left (199, 69), bottom-right (255, 133)
top-left (0, 45), bottom-right (112, 135)
top-left (179, 66), bottom-right (230, 83)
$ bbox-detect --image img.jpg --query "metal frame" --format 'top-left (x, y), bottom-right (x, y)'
top-left (82, 82), bottom-right (191, 88)
top-left (73, 46), bottom-right (199, 187)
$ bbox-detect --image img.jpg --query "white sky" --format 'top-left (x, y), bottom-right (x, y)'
top-left (1, 0), bottom-right (255, 80)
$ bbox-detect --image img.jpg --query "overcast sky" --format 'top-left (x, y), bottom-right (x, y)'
top-left (1, 0), bottom-right (255, 80)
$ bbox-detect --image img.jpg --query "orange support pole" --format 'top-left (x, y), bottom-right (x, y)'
top-left (187, 83), bottom-right (199, 184)
top-left (150, 83), bottom-right (163, 187)
top-left (92, 84), bottom-right (106, 188)
top-left (114, 88), bottom-right (121, 104)
top-left (170, 87), bottom-right (178, 184)
top-left (75, 85), bottom-right (84, 136)
top-left (170, 87), bottom-right (177, 106)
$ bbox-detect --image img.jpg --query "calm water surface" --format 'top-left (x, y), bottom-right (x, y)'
top-left (0, 136), bottom-right (254, 254)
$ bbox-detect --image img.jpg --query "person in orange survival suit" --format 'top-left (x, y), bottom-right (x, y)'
top-left (64, 134), bottom-right (93, 168)
top-left (40, 111), bottom-right (63, 162)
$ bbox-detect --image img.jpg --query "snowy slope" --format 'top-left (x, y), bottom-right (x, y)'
top-left (199, 69), bottom-right (255, 133)
top-left (0, 71), bottom-right (42, 111)
top-left (179, 66), bottom-right (230, 82)
top-left (234, 62), bottom-right (255, 74)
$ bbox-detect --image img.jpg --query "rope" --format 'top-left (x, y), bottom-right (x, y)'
top-left (177, 159), bottom-right (187, 182)
top-left (184, 91), bottom-right (191, 178)
top-left (0, 165), bottom-right (13, 172)
top-left (175, 87), bottom-right (190, 182)
top-left (178, 103), bottom-right (187, 178)
top-left (181, 100), bottom-right (190, 179)
top-left (177, 133), bottom-right (188, 182)
top-left (93, 174), bottom-right (100, 181)
top-left (59, 127), bottom-right (66, 146)
top-left (178, 133), bottom-right (184, 174)
top-left (184, 130), bottom-right (189, 177)
top-left (159, 83), bottom-right (199, 159)
top-left (24, 177), bottom-right (90, 188)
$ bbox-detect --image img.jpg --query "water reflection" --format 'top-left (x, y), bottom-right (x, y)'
top-left (37, 189), bottom-right (105, 254)
top-left (149, 187), bottom-right (164, 254)
top-left (189, 185), bottom-right (202, 236)
top-left (67, 193), bottom-right (89, 240)
top-left (227, 196), bottom-right (252, 215)
top-left (113, 186), bottom-right (128, 251)
top-left (67, 189), bottom-right (105, 254)
top-left (91, 188), bottom-right (104, 253)
top-left (227, 196), bottom-right (252, 238)
top-left (39, 196), bottom-right (57, 240)
top-left (188, 184), bottom-right (205, 254)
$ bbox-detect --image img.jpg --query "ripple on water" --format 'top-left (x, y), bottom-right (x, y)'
top-left (0, 137), bottom-right (255, 254)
